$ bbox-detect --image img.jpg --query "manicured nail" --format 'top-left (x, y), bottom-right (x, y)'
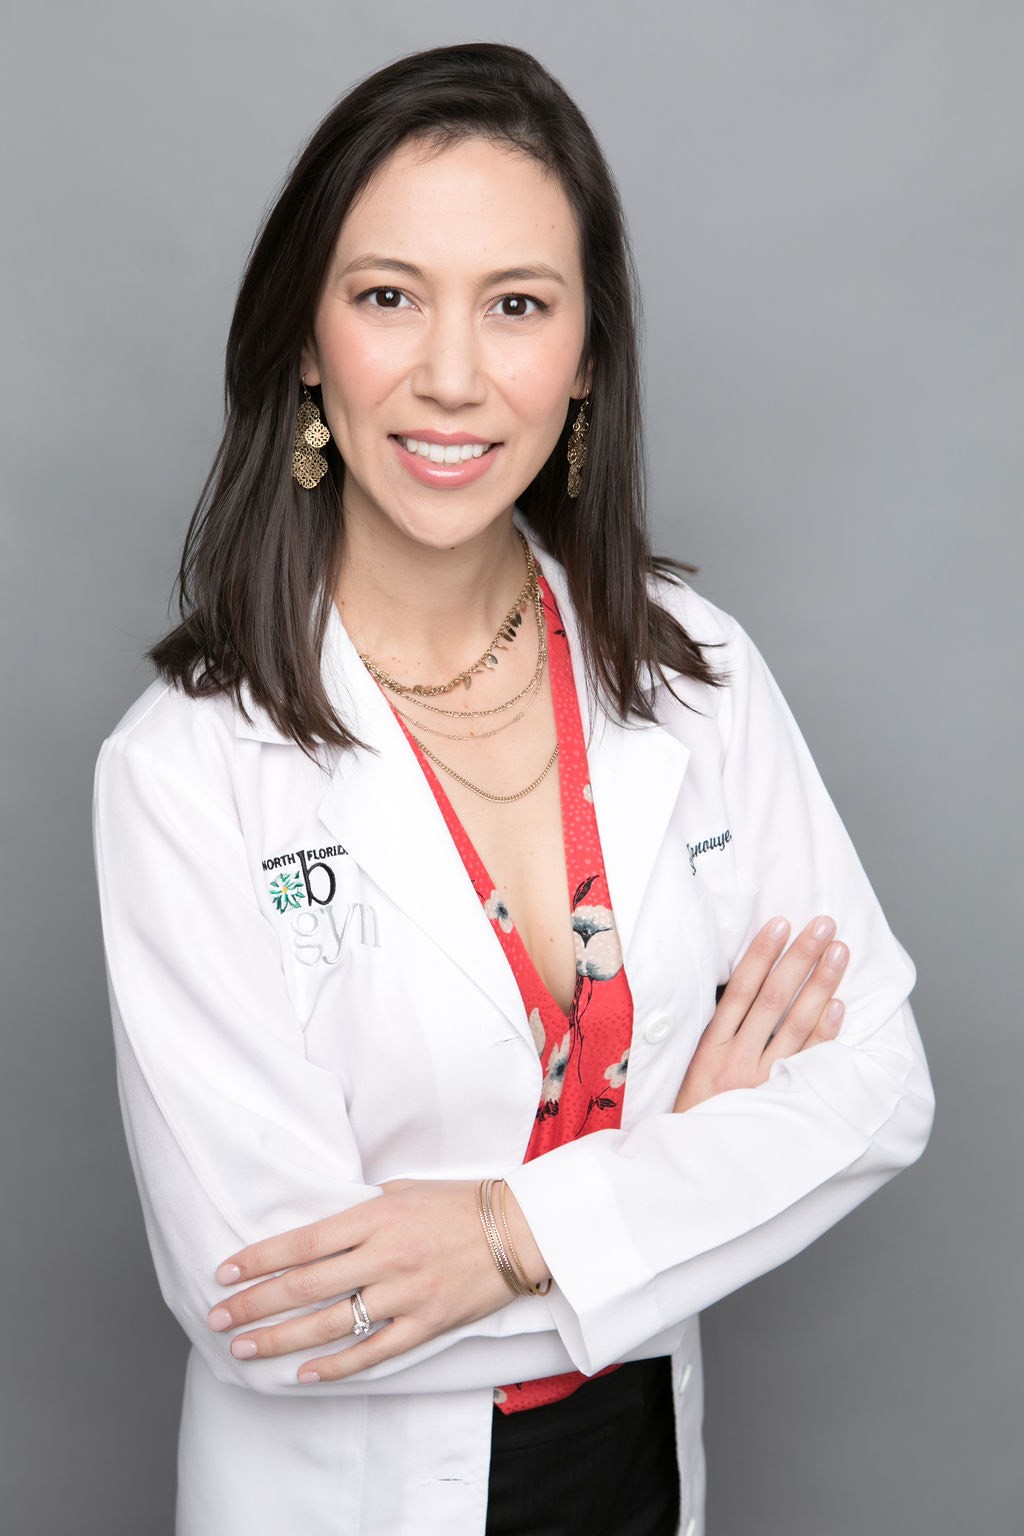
top-left (825, 1000), bottom-right (844, 1027)
top-left (812, 917), bottom-right (835, 940)
top-left (207, 1307), bottom-right (233, 1333)
top-left (231, 1338), bottom-right (259, 1359)
top-left (298, 1368), bottom-right (321, 1384)
top-left (767, 917), bottom-right (789, 939)
top-left (825, 942), bottom-right (848, 969)
top-left (216, 1263), bottom-right (242, 1285)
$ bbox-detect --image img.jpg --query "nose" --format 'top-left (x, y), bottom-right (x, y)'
top-left (410, 308), bottom-right (486, 410)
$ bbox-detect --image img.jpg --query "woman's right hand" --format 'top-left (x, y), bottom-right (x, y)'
top-left (673, 916), bottom-right (849, 1113)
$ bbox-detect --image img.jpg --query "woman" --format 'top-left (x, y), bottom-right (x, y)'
top-left (93, 42), bottom-right (933, 1536)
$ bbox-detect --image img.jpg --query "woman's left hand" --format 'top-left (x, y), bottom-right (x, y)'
top-left (206, 1179), bottom-right (545, 1382)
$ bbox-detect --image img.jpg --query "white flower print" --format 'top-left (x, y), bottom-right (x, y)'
top-left (528, 1007), bottom-right (546, 1057)
top-left (604, 1049), bottom-right (630, 1089)
top-left (484, 889), bottom-right (514, 934)
top-left (572, 904), bottom-right (623, 981)
top-left (541, 1031), bottom-right (572, 1104)
top-left (493, 1387), bottom-right (508, 1406)
top-left (582, 783), bottom-right (594, 804)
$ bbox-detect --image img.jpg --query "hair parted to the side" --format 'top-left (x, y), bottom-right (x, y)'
top-left (150, 42), bottom-right (720, 751)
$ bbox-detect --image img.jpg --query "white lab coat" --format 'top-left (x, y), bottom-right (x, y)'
top-left (93, 530), bottom-right (933, 1536)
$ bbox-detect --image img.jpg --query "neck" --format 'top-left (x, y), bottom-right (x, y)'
top-left (334, 512), bottom-right (530, 685)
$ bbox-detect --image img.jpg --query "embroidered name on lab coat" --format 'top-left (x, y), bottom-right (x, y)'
top-left (686, 827), bottom-right (732, 875)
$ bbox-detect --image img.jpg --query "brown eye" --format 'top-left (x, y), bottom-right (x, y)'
top-left (497, 294), bottom-right (535, 317)
top-left (373, 287), bottom-right (402, 307)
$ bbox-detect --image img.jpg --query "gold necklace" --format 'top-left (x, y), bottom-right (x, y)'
top-left (392, 668), bottom-right (544, 741)
top-left (410, 734), bottom-right (559, 803)
top-left (361, 534), bottom-right (539, 697)
top-left (388, 581), bottom-right (547, 720)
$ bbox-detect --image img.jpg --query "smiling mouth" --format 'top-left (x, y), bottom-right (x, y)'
top-left (393, 436), bottom-right (497, 464)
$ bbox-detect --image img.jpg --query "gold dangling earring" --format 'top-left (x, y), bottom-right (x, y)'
top-left (566, 395), bottom-right (590, 499)
top-left (292, 381), bottom-right (331, 489)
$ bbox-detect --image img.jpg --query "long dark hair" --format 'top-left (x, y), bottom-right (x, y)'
top-left (151, 42), bottom-right (719, 749)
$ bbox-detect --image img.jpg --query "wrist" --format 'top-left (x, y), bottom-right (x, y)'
top-left (476, 1178), bottom-right (551, 1297)
top-left (500, 1184), bottom-right (551, 1292)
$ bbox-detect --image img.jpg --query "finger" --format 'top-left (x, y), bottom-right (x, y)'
top-left (208, 1251), bottom-right (362, 1333)
top-left (296, 1316), bottom-right (428, 1384)
top-left (803, 997), bottom-right (846, 1050)
top-left (226, 1289), bottom-right (391, 1362)
top-left (760, 940), bottom-right (849, 1070)
top-left (214, 1200), bottom-right (377, 1285)
top-left (733, 916), bottom-right (837, 1060)
top-left (702, 917), bottom-right (791, 1044)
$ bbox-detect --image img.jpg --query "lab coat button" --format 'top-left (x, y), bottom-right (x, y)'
top-left (643, 1013), bottom-right (674, 1044)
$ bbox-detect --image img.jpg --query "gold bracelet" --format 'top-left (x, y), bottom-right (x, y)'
top-left (497, 1179), bottom-right (552, 1298)
top-left (476, 1179), bottom-right (552, 1299)
top-left (476, 1179), bottom-right (525, 1298)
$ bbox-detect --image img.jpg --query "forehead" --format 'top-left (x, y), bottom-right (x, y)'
top-left (334, 136), bottom-right (582, 277)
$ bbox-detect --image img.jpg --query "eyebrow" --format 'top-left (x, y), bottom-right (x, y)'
top-left (338, 255), bottom-right (567, 287)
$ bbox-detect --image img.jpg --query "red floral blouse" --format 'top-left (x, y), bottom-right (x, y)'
top-left (395, 571), bottom-right (634, 1414)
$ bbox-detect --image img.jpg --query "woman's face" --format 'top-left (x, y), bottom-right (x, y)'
top-left (301, 135), bottom-right (589, 557)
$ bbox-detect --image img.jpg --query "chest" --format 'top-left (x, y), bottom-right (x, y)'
top-left (428, 749), bottom-right (576, 1013)
top-left (235, 685), bottom-right (756, 1184)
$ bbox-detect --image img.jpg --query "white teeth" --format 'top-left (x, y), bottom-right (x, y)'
top-left (400, 437), bottom-right (490, 462)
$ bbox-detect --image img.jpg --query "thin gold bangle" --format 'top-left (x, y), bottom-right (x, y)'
top-left (476, 1179), bottom-right (526, 1298)
top-left (497, 1179), bottom-right (552, 1297)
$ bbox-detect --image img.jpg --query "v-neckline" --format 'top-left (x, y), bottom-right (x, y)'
top-left (386, 571), bottom-right (578, 1022)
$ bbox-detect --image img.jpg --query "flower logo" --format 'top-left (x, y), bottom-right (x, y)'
top-left (269, 871), bottom-right (305, 912)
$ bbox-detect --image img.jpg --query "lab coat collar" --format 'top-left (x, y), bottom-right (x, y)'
top-left (233, 525), bottom-right (691, 1034)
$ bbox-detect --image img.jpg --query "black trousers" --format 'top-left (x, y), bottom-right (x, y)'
top-left (485, 1356), bottom-right (680, 1536)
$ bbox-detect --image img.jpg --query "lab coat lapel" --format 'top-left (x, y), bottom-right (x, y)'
top-left (314, 605), bottom-right (530, 1038)
top-left (536, 550), bottom-right (691, 961)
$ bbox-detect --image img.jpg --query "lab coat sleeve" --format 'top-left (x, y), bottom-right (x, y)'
top-left (94, 719), bottom-right (569, 1397)
top-left (504, 611), bottom-right (935, 1375)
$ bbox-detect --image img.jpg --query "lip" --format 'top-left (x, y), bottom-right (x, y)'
top-left (391, 434), bottom-right (501, 489)
top-left (396, 430), bottom-right (496, 446)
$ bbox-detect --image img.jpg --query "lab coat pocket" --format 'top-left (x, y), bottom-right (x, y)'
top-left (682, 868), bottom-right (759, 1002)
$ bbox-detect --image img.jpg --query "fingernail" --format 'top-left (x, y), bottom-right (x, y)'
top-left (207, 1307), bottom-right (233, 1333)
top-left (825, 999), bottom-right (844, 1027)
top-left (216, 1263), bottom-right (242, 1285)
top-left (298, 1368), bottom-right (321, 1384)
top-left (231, 1338), bottom-right (259, 1359)
top-left (767, 917), bottom-right (789, 939)
top-left (825, 941), bottom-right (848, 969)
top-left (812, 917), bottom-right (835, 940)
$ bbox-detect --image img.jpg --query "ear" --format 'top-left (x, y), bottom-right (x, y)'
top-left (299, 338), bottom-right (321, 388)
top-left (571, 356), bottom-right (593, 400)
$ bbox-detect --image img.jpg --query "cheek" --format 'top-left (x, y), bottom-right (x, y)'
top-left (509, 374), bottom-right (576, 459)
top-left (505, 342), bottom-right (580, 418)
top-left (319, 324), bottom-right (405, 419)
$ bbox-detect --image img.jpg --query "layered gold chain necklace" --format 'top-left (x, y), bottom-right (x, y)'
top-left (360, 534), bottom-right (558, 803)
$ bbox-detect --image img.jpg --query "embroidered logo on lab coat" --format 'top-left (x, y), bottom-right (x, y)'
top-left (262, 844), bottom-right (348, 909)
top-left (261, 844), bottom-right (380, 961)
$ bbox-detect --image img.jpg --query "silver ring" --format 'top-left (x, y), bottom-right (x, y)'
top-left (351, 1289), bottom-right (372, 1337)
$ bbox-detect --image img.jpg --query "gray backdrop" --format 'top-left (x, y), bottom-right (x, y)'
top-left (2, 2), bottom-right (1019, 1531)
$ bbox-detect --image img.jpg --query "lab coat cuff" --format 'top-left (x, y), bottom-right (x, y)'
top-left (504, 1143), bottom-right (663, 1376)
